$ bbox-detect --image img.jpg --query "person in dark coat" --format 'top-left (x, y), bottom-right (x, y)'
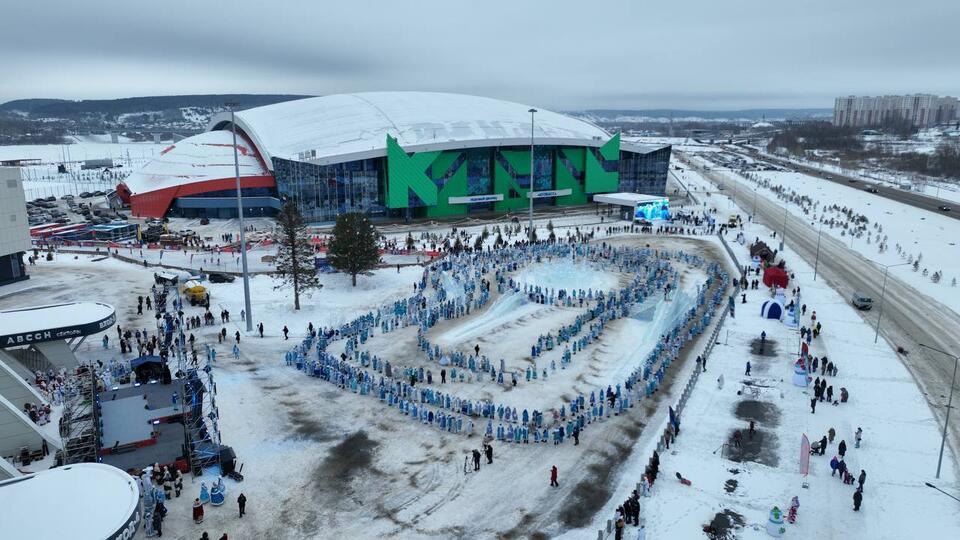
top-left (472, 449), bottom-right (481, 471)
top-left (838, 440), bottom-right (847, 457)
top-left (810, 397), bottom-right (817, 414)
top-left (550, 465), bottom-right (559, 487)
top-left (152, 510), bottom-right (163, 536)
top-left (858, 470), bottom-right (866, 491)
top-left (238, 492), bottom-right (247, 518)
top-left (819, 435), bottom-right (828, 456)
top-left (484, 443), bottom-right (493, 464)
top-left (853, 488), bottom-right (863, 511)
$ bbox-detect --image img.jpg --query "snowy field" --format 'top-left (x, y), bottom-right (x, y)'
top-left (3, 227), bottom-right (729, 540)
top-left (615, 186), bottom-right (960, 540)
top-left (4, 193), bottom-right (958, 539)
top-left (683, 151), bottom-right (960, 316)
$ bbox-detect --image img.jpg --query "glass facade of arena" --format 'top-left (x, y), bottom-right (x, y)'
top-left (618, 146), bottom-right (671, 195)
top-left (272, 138), bottom-right (671, 223)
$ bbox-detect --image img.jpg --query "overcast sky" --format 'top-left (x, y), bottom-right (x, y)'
top-left (4, 0), bottom-right (957, 110)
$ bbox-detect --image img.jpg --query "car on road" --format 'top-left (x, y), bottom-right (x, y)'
top-left (938, 205), bottom-right (952, 212)
top-left (852, 292), bottom-right (873, 310)
top-left (207, 272), bottom-right (236, 283)
top-left (865, 186), bottom-right (879, 193)
top-left (825, 175), bottom-right (833, 179)
top-left (847, 178), bottom-right (857, 183)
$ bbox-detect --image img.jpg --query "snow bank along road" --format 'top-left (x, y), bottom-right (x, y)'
top-left (730, 144), bottom-right (960, 220)
top-left (683, 154), bottom-right (960, 469)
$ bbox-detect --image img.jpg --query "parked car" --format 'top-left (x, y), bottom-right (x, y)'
top-left (92, 190), bottom-right (105, 196)
top-left (865, 186), bottom-right (879, 193)
top-left (847, 178), bottom-right (857, 183)
top-left (79, 191), bottom-right (93, 198)
top-left (207, 272), bottom-right (236, 284)
top-left (44, 196), bottom-right (56, 202)
top-left (851, 292), bottom-right (873, 310)
top-left (938, 205), bottom-right (952, 212)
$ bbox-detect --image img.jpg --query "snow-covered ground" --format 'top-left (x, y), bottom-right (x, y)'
top-left (684, 151), bottom-right (960, 316)
top-left (4, 192), bottom-right (957, 539)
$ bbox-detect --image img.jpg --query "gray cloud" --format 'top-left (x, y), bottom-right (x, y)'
top-left (3, 0), bottom-right (957, 110)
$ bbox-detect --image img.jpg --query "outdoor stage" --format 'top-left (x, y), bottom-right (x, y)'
top-left (98, 381), bottom-right (188, 472)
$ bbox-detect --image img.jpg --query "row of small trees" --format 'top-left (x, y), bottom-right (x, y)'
top-left (272, 201), bottom-right (380, 310)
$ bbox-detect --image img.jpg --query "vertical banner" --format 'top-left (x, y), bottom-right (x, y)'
top-left (800, 434), bottom-right (811, 475)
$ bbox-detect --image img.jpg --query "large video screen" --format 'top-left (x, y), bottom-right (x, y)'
top-left (634, 198), bottom-right (670, 221)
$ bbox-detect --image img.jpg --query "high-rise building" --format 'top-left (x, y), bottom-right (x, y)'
top-left (834, 94), bottom-right (959, 128)
top-left (0, 167), bottom-right (30, 286)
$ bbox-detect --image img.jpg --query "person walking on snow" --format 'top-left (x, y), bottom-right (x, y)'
top-left (838, 439), bottom-right (847, 457)
top-left (238, 493), bottom-right (247, 518)
top-left (853, 488), bottom-right (863, 511)
top-left (258, 323), bottom-right (263, 338)
top-left (550, 465), bottom-right (559, 487)
top-left (855, 427), bottom-right (863, 448)
top-left (858, 470), bottom-right (866, 491)
top-left (819, 435), bottom-right (827, 455)
top-left (472, 449), bottom-right (481, 471)
top-left (745, 361), bottom-right (751, 376)
top-left (810, 397), bottom-right (817, 414)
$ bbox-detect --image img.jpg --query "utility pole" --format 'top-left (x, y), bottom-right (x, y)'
top-left (874, 262), bottom-right (909, 343)
top-left (813, 221), bottom-right (823, 281)
top-left (528, 108), bottom-right (537, 243)
top-left (227, 102), bottom-right (254, 332)
top-left (919, 344), bottom-right (958, 480)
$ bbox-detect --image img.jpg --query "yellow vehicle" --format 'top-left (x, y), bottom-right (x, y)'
top-left (182, 280), bottom-right (208, 305)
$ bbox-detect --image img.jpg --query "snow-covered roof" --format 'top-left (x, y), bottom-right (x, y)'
top-left (209, 92), bottom-right (612, 168)
top-left (593, 192), bottom-right (668, 207)
top-left (0, 302), bottom-right (115, 347)
top-left (123, 130), bottom-right (269, 195)
top-left (0, 463), bottom-right (140, 539)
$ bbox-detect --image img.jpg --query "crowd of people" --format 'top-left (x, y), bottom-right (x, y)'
top-left (277, 241), bottom-right (729, 450)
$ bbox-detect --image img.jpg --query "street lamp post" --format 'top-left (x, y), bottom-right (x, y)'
top-left (227, 103), bottom-right (254, 333)
top-left (919, 344), bottom-right (959, 480)
top-left (874, 262), bottom-right (909, 343)
top-left (925, 482), bottom-right (960, 503)
top-left (780, 205), bottom-right (788, 252)
top-left (813, 221), bottom-right (823, 281)
top-left (528, 108), bottom-right (537, 243)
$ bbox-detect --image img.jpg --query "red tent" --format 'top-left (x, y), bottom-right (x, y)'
top-left (763, 266), bottom-right (789, 289)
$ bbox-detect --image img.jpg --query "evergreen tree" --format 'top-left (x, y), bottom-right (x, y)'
top-left (273, 200), bottom-right (321, 310)
top-left (328, 212), bottom-right (381, 287)
top-left (473, 235), bottom-right (483, 251)
top-left (405, 232), bottom-right (416, 251)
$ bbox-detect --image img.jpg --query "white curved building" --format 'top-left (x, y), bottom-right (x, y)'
top-left (121, 92), bottom-right (671, 221)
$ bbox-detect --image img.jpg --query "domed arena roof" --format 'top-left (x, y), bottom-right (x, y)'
top-left (122, 130), bottom-right (269, 196)
top-left (208, 91), bottom-right (611, 168)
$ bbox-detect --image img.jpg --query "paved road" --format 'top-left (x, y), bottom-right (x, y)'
top-left (728, 145), bottom-right (960, 220)
top-left (683, 156), bottom-right (960, 474)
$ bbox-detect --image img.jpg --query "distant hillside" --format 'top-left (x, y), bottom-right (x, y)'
top-left (0, 94), bottom-right (312, 145)
top-left (572, 108), bottom-right (833, 123)
top-left (0, 94), bottom-right (310, 117)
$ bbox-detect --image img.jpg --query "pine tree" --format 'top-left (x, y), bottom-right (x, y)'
top-left (473, 235), bottom-right (483, 251)
top-left (405, 232), bottom-right (416, 251)
top-left (273, 200), bottom-right (321, 310)
top-left (328, 212), bottom-right (381, 287)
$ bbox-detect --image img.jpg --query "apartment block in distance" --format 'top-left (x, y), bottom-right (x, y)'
top-left (834, 94), bottom-right (959, 128)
